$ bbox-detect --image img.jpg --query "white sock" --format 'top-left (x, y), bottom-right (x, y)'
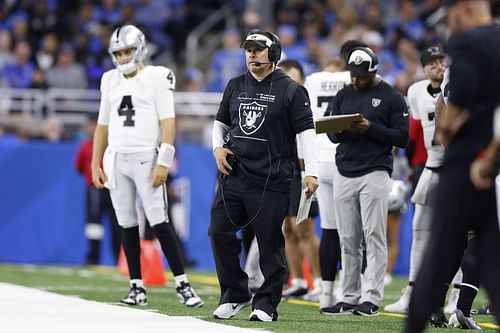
top-left (130, 279), bottom-right (144, 288)
top-left (321, 280), bottom-right (334, 295)
top-left (291, 278), bottom-right (308, 289)
top-left (174, 274), bottom-right (188, 287)
top-left (313, 277), bottom-right (322, 289)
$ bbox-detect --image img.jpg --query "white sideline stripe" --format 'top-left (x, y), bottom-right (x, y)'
top-left (37, 285), bottom-right (217, 294)
top-left (0, 283), bottom-right (267, 333)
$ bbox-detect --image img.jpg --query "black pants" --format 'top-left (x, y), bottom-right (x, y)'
top-left (405, 161), bottom-right (500, 333)
top-left (86, 187), bottom-right (121, 263)
top-left (209, 169), bottom-right (289, 316)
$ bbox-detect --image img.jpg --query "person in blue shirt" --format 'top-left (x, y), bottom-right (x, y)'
top-left (206, 29), bottom-right (247, 92)
top-left (2, 41), bottom-right (34, 88)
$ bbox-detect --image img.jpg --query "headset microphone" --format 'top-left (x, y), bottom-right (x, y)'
top-left (253, 61), bottom-right (271, 66)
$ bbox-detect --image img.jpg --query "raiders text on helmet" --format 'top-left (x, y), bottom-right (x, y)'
top-left (108, 25), bottom-right (148, 74)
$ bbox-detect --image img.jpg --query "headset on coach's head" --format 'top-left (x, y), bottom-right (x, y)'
top-left (348, 47), bottom-right (379, 73)
top-left (241, 29), bottom-right (282, 64)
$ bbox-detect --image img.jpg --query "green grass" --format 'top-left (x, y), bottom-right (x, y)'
top-left (0, 263), bottom-right (497, 332)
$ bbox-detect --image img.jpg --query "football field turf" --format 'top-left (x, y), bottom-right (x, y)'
top-left (0, 264), bottom-right (497, 332)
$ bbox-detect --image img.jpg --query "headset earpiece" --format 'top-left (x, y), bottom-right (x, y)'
top-left (267, 32), bottom-right (282, 64)
top-left (354, 47), bottom-right (379, 67)
top-left (348, 46), bottom-right (379, 72)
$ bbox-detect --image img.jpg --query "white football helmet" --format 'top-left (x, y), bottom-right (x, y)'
top-left (108, 25), bottom-right (148, 74)
top-left (388, 180), bottom-right (409, 213)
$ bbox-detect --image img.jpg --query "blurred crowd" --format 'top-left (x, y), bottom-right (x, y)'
top-left (2, 0), bottom-right (500, 92)
top-left (0, 0), bottom-right (230, 90)
top-left (1, 0), bottom-right (499, 142)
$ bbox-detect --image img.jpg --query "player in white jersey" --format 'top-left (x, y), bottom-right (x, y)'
top-left (279, 59), bottom-right (322, 301)
top-left (384, 47), bottom-right (458, 317)
top-left (304, 41), bottom-right (365, 312)
top-left (91, 25), bottom-right (203, 308)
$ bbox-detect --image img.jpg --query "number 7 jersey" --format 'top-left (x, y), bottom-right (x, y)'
top-left (97, 66), bottom-right (176, 153)
top-left (304, 70), bottom-right (351, 162)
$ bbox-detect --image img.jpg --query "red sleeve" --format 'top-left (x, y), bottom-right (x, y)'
top-left (409, 116), bottom-right (427, 166)
top-left (409, 116), bottom-right (421, 141)
top-left (74, 142), bottom-right (85, 174)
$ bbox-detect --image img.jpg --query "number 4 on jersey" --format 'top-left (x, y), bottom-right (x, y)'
top-left (118, 95), bottom-right (135, 127)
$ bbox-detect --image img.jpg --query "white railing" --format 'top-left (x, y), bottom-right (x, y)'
top-left (0, 88), bottom-right (223, 118)
top-left (186, 3), bottom-right (236, 69)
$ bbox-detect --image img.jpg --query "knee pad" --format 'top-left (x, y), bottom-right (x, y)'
top-left (143, 205), bottom-right (167, 227)
top-left (117, 219), bottom-right (139, 229)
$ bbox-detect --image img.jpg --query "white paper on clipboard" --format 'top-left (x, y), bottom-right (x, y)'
top-left (496, 174), bottom-right (500, 232)
top-left (296, 188), bottom-right (313, 225)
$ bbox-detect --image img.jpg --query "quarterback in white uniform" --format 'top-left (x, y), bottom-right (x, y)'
top-left (384, 47), bottom-right (460, 315)
top-left (304, 60), bottom-right (351, 311)
top-left (91, 25), bottom-right (203, 308)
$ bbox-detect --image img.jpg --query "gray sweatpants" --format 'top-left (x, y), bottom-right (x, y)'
top-left (333, 169), bottom-right (390, 306)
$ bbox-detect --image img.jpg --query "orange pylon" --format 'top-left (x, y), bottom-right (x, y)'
top-left (117, 240), bottom-right (167, 287)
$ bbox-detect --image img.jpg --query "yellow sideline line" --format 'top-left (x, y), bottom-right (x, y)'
top-left (87, 267), bottom-right (500, 330)
top-left (286, 299), bottom-right (499, 329)
top-left (165, 272), bottom-right (220, 286)
top-left (86, 265), bottom-right (221, 286)
top-left (480, 322), bottom-right (500, 329)
top-left (287, 299), bottom-right (318, 307)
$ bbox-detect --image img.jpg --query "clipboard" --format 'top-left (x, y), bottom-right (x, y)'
top-left (296, 188), bottom-right (313, 225)
top-left (315, 113), bottom-right (363, 134)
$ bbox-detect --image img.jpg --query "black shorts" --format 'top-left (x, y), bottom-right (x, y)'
top-left (287, 169), bottom-right (319, 218)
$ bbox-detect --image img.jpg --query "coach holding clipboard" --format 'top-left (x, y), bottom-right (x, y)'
top-left (321, 47), bottom-right (408, 316)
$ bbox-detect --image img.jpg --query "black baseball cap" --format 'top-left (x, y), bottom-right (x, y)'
top-left (420, 46), bottom-right (445, 66)
top-left (344, 48), bottom-right (378, 76)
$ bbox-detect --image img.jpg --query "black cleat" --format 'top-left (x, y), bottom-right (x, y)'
top-left (353, 301), bottom-right (379, 317)
top-left (320, 302), bottom-right (356, 315)
top-left (120, 284), bottom-right (147, 306)
top-left (430, 307), bottom-right (448, 328)
top-left (471, 303), bottom-right (491, 315)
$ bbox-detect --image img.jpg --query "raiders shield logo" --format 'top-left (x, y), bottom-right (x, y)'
top-left (354, 55), bottom-right (364, 65)
top-left (239, 101), bottom-right (266, 135)
top-left (372, 98), bottom-right (381, 107)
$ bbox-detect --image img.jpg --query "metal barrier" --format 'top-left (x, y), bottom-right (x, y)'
top-left (0, 88), bottom-right (222, 143)
top-left (0, 87), bottom-right (222, 117)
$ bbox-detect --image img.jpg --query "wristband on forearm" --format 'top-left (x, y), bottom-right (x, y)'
top-left (157, 143), bottom-right (175, 168)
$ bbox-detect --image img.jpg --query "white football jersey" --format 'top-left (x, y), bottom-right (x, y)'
top-left (304, 70), bottom-right (351, 162)
top-left (441, 68), bottom-right (450, 106)
top-left (407, 79), bottom-right (444, 168)
top-left (98, 65), bottom-right (176, 153)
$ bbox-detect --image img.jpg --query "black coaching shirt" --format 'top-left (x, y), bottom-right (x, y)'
top-left (327, 80), bottom-right (409, 177)
top-left (215, 69), bottom-right (314, 192)
top-left (445, 24), bottom-right (500, 163)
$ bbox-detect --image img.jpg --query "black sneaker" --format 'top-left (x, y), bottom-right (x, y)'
top-left (471, 303), bottom-right (491, 315)
top-left (176, 281), bottom-right (204, 308)
top-left (120, 283), bottom-right (147, 306)
top-left (320, 302), bottom-right (356, 315)
top-left (249, 309), bottom-right (278, 322)
top-left (430, 307), bottom-right (448, 328)
top-left (450, 308), bottom-right (481, 329)
top-left (282, 285), bottom-right (309, 299)
top-left (353, 302), bottom-right (379, 317)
